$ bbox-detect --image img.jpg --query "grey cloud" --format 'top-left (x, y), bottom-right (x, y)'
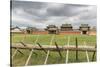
top-left (11, 1), bottom-right (97, 29)
top-left (46, 4), bottom-right (90, 17)
top-left (12, 1), bottom-right (46, 9)
top-left (79, 10), bottom-right (97, 20)
top-left (12, 1), bottom-right (91, 18)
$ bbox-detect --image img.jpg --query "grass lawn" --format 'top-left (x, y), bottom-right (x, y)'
top-left (11, 34), bottom-right (96, 66)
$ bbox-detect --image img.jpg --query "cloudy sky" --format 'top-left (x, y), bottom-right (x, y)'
top-left (11, 0), bottom-right (97, 29)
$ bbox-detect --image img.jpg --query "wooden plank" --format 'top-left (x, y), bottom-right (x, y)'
top-left (12, 48), bottom-right (24, 59)
top-left (92, 51), bottom-right (96, 61)
top-left (44, 50), bottom-right (50, 64)
top-left (86, 50), bottom-right (89, 62)
top-left (20, 42), bottom-right (27, 46)
top-left (12, 43), bottom-right (95, 48)
top-left (76, 37), bottom-right (78, 61)
top-left (20, 42), bottom-right (37, 55)
top-left (31, 35), bottom-right (39, 55)
top-left (55, 42), bottom-right (62, 58)
top-left (11, 45), bottom-right (96, 52)
top-left (84, 42), bottom-right (89, 62)
top-left (12, 27), bottom-right (25, 59)
top-left (65, 36), bottom-right (70, 63)
top-left (37, 43), bottom-right (47, 54)
top-left (25, 49), bottom-right (34, 66)
top-left (12, 49), bottom-right (18, 59)
top-left (17, 49), bottom-right (24, 55)
top-left (34, 35), bottom-right (39, 44)
top-left (92, 45), bottom-right (96, 61)
top-left (44, 35), bottom-right (55, 64)
top-left (24, 35), bottom-right (39, 65)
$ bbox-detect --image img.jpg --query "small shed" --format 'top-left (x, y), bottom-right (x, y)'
top-left (79, 24), bottom-right (90, 34)
top-left (26, 27), bottom-right (38, 34)
top-left (46, 25), bottom-right (59, 34)
top-left (60, 24), bottom-right (73, 31)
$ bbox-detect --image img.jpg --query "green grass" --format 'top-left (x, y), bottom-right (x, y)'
top-left (12, 34), bottom-right (96, 45)
top-left (11, 34), bottom-right (96, 66)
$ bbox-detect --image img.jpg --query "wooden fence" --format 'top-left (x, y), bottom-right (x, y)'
top-left (11, 27), bottom-right (96, 66)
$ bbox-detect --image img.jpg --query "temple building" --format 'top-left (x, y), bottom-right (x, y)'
top-left (79, 24), bottom-right (90, 35)
top-left (45, 25), bottom-right (59, 34)
top-left (60, 24), bottom-right (73, 31)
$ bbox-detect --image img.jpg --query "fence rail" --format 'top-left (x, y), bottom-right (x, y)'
top-left (11, 44), bottom-right (96, 52)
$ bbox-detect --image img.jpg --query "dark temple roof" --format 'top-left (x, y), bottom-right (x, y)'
top-left (80, 24), bottom-right (90, 28)
top-left (61, 24), bottom-right (72, 27)
top-left (47, 25), bottom-right (57, 28)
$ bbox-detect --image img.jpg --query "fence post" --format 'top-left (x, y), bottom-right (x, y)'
top-left (55, 42), bottom-right (62, 58)
top-left (37, 43), bottom-right (47, 54)
top-left (76, 37), bottom-right (78, 61)
top-left (92, 45), bottom-right (96, 61)
top-left (20, 42), bottom-right (37, 55)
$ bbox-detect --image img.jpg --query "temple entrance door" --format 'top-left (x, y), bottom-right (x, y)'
top-left (49, 30), bottom-right (56, 34)
top-left (82, 31), bottom-right (87, 34)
